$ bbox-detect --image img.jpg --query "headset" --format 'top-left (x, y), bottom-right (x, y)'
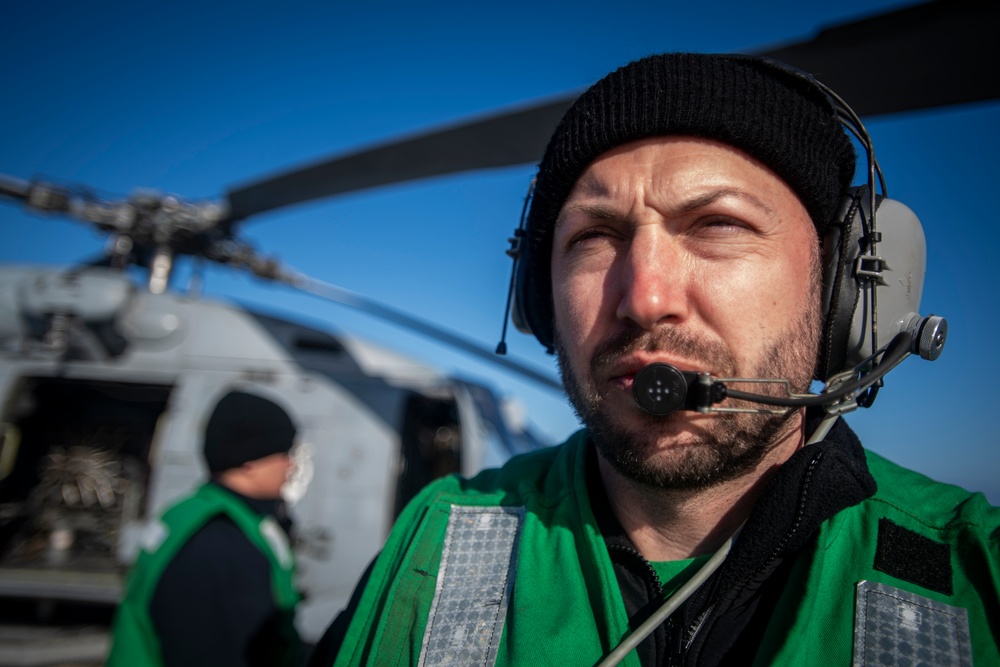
top-left (498, 60), bottom-right (947, 426)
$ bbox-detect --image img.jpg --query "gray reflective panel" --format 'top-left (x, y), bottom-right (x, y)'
top-left (854, 580), bottom-right (972, 667)
top-left (419, 505), bottom-right (524, 667)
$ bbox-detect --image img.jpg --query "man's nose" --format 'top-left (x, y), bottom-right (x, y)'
top-left (614, 232), bottom-right (689, 330)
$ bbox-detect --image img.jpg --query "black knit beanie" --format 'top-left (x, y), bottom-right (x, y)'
top-left (520, 52), bottom-right (857, 351)
top-left (203, 390), bottom-right (297, 473)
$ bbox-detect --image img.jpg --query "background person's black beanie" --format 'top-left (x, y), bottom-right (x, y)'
top-left (521, 52), bottom-right (857, 352)
top-left (203, 390), bottom-right (297, 473)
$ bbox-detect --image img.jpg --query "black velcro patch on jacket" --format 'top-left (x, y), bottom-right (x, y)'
top-left (874, 518), bottom-right (952, 595)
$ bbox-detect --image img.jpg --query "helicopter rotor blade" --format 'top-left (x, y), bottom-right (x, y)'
top-left (755, 0), bottom-right (1000, 118)
top-left (279, 272), bottom-right (564, 392)
top-left (223, 98), bottom-right (573, 225)
top-left (0, 175), bottom-right (31, 202)
top-left (194, 238), bottom-right (565, 391)
top-left (221, 1), bottom-right (998, 228)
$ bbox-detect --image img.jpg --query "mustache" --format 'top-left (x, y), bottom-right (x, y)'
top-left (590, 325), bottom-right (736, 378)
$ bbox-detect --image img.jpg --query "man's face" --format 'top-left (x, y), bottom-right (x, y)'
top-left (244, 451), bottom-right (295, 499)
top-left (550, 137), bottom-right (822, 489)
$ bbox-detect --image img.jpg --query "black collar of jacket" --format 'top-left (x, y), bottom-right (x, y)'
top-left (208, 479), bottom-right (294, 536)
top-left (587, 411), bottom-right (877, 666)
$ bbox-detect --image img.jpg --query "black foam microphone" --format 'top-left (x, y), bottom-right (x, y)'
top-left (632, 365), bottom-right (724, 416)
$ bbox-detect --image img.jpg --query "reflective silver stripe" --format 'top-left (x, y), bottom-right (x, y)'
top-left (418, 505), bottom-right (524, 667)
top-left (853, 580), bottom-right (972, 667)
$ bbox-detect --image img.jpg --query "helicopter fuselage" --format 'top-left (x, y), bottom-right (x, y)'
top-left (0, 264), bottom-right (524, 650)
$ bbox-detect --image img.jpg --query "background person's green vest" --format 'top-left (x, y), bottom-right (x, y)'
top-left (107, 483), bottom-right (300, 667)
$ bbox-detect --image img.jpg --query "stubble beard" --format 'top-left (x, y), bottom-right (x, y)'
top-left (555, 265), bottom-right (822, 492)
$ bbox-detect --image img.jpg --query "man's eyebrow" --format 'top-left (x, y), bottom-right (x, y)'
top-left (676, 188), bottom-right (775, 216)
top-left (558, 187), bottom-right (775, 225)
top-left (558, 202), bottom-right (623, 223)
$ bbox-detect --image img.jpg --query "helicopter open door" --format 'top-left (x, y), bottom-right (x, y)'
top-left (0, 377), bottom-right (171, 605)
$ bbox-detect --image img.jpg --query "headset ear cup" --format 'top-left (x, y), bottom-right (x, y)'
top-left (817, 187), bottom-right (866, 381)
top-left (508, 180), bottom-right (557, 354)
top-left (510, 237), bottom-right (534, 337)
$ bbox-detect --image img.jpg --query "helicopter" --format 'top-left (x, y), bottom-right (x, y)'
top-left (0, 0), bottom-right (998, 663)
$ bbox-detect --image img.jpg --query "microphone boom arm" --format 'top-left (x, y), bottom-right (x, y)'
top-left (633, 314), bottom-right (946, 417)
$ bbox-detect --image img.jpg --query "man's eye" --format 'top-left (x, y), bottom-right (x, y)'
top-left (696, 217), bottom-right (752, 234)
top-left (572, 230), bottom-right (604, 244)
top-left (568, 227), bottom-right (616, 246)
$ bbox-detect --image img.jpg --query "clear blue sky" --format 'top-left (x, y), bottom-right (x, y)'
top-left (2, 0), bottom-right (997, 503)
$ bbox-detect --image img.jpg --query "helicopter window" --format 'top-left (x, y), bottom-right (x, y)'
top-left (247, 312), bottom-right (365, 378)
top-left (293, 335), bottom-right (346, 355)
top-left (393, 393), bottom-right (462, 519)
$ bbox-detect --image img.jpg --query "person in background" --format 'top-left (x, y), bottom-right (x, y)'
top-left (108, 389), bottom-right (301, 667)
